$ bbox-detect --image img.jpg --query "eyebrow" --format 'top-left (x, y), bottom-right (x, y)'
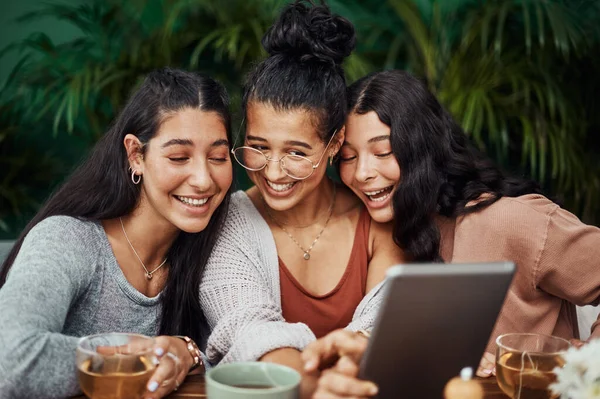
top-left (161, 138), bottom-right (194, 148)
top-left (246, 135), bottom-right (312, 150)
top-left (161, 138), bottom-right (229, 149)
top-left (211, 139), bottom-right (229, 148)
top-left (342, 134), bottom-right (390, 147)
top-left (367, 135), bottom-right (391, 144)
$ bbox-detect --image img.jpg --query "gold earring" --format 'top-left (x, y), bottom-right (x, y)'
top-left (329, 156), bottom-right (333, 166)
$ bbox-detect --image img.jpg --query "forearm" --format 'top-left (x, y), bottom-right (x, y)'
top-left (0, 332), bottom-right (81, 398)
top-left (260, 347), bottom-right (318, 399)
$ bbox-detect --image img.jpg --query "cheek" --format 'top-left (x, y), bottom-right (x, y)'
top-left (384, 161), bottom-right (401, 184)
top-left (213, 165), bottom-right (233, 191)
top-left (338, 163), bottom-right (355, 186)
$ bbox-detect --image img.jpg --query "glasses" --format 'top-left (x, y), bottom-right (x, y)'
top-left (231, 127), bottom-right (338, 180)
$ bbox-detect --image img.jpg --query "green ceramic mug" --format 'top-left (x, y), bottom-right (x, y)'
top-left (205, 362), bottom-right (301, 399)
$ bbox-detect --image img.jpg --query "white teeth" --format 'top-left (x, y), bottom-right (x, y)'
top-left (176, 196), bottom-right (208, 207)
top-left (266, 180), bottom-right (295, 192)
top-left (364, 188), bottom-right (386, 196)
top-left (363, 186), bottom-right (393, 202)
top-left (370, 192), bottom-right (391, 202)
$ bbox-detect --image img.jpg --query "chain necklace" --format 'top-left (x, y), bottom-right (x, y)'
top-left (119, 217), bottom-right (168, 280)
top-left (264, 184), bottom-right (336, 261)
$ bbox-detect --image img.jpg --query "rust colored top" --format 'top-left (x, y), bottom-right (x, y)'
top-left (437, 194), bottom-right (600, 352)
top-left (279, 208), bottom-right (370, 338)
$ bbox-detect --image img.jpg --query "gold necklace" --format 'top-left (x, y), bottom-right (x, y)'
top-left (119, 217), bottom-right (167, 280)
top-left (264, 184), bottom-right (336, 261)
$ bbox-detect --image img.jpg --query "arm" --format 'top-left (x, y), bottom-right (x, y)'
top-left (0, 217), bottom-right (95, 398)
top-left (199, 204), bottom-right (316, 364)
top-left (365, 221), bottom-right (405, 292)
top-left (534, 206), bottom-right (600, 339)
top-left (346, 221), bottom-right (405, 332)
top-left (261, 348), bottom-right (319, 399)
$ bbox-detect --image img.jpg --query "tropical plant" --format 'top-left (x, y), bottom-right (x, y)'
top-left (0, 0), bottom-right (291, 235)
top-left (1, 0), bottom-right (599, 235)
top-left (351, 0), bottom-right (600, 222)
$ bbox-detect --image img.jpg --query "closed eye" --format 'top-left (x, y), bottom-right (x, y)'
top-left (169, 157), bottom-right (189, 162)
top-left (375, 152), bottom-right (393, 158)
top-left (339, 155), bottom-right (356, 162)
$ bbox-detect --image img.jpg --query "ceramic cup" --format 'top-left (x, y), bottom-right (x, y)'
top-left (205, 361), bottom-right (301, 399)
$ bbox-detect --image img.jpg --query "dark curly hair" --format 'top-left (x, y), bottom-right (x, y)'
top-left (347, 70), bottom-right (544, 262)
top-left (242, 0), bottom-right (356, 141)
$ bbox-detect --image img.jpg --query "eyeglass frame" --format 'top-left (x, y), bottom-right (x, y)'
top-left (230, 119), bottom-right (339, 181)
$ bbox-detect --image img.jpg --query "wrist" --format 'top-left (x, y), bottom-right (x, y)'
top-left (174, 335), bottom-right (204, 373)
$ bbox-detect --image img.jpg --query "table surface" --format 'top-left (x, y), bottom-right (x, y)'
top-left (71, 374), bottom-right (509, 398)
top-left (165, 374), bottom-right (510, 398)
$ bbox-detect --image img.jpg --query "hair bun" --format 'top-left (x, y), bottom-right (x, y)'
top-left (262, 0), bottom-right (356, 66)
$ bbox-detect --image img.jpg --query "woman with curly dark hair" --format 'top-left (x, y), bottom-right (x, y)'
top-left (303, 69), bottom-right (600, 398)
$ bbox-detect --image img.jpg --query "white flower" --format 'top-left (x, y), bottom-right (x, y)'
top-left (550, 339), bottom-right (600, 399)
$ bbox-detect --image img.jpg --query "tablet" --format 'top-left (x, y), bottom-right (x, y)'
top-left (358, 262), bottom-right (515, 398)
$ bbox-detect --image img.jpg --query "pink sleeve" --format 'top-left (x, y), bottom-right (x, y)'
top-left (535, 207), bottom-right (600, 338)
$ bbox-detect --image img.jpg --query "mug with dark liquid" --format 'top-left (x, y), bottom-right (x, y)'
top-left (495, 333), bottom-right (570, 399)
top-left (76, 333), bottom-right (177, 399)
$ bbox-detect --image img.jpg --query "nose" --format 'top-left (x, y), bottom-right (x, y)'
top-left (262, 157), bottom-right (287, 181)
top-left (354, 156), bottom-right (376, 183)
top-left (189, 161), bottom-right (213, 191)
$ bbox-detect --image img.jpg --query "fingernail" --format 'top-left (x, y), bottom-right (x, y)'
top-left (304, 359), bottom-right (317, 371)
top-left (147, 380), bottom-right (159, 392)
top-left (483, 369), bottom-right (492, 376)
top-left (154, 347), bottom-right (164, 356)
top-left (368, 384), bottom-right (378, 395)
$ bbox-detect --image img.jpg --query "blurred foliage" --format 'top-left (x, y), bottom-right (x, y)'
top-left (1, 0), bottom-right (600, 236)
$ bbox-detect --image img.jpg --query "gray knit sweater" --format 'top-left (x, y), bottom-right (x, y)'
top-left (200, 191), bottom-right (385, 364)
top-left (0, 216), bottom-right (162, 399)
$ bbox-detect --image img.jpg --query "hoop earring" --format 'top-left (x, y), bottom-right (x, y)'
top-left (131, 169), bottom-right (141, 185)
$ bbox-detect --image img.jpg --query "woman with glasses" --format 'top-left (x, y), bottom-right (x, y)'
top-left (199, 1), bottom-right (402, 396)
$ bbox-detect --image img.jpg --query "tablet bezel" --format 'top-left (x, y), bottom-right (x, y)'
top-left (358, 262), bottom-right (515, 398)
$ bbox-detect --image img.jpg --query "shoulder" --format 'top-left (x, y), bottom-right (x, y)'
top-left (461, 194), bottom-right (558, 231)
top-left (10, 216), bottom-right (104, 283)
top-left (222, 190), bottom-right (268, 234)
top-left (212, 190), bottom-right (275, 258)
top-left (25, 216), bottom-right (103, 248)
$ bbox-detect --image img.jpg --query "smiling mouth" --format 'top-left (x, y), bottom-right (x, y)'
top-left (363, 186), bottom-right (394, 202)
top-left (266, 180), bottom-right (297, 192)
top-left (175, 195), bottom-right (209, 207)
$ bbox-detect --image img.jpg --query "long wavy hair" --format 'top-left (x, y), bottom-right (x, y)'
top-left (242, 0), bottom-right (356, 141)
top-left (0, 68), bottom-right (232, 344)
top-left (347, 70), bottom-right (543, 262)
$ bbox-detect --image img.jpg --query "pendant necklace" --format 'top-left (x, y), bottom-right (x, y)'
top-left (119, 217), bottom-right (167, 280)
top-left (264, 184), bottom-right (336, 261)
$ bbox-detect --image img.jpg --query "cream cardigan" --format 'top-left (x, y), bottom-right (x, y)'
top-left (199, 191), bottom-right (384, 364)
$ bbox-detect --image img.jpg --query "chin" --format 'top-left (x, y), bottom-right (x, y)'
top-left (370, 208), bottom-right (394, 224)
top-left (176, 219), bottom-right (211, 234)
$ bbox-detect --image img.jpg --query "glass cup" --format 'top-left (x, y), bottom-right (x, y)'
top-left (495, 333), bottom-right (570, 399)
top-left (76, 333), bottom-right (177, 399)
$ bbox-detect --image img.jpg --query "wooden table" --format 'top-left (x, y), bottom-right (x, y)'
top-left (72, 374), bottom-right (509, 398)
top-left (161, 375), bottom-right (510, 398)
